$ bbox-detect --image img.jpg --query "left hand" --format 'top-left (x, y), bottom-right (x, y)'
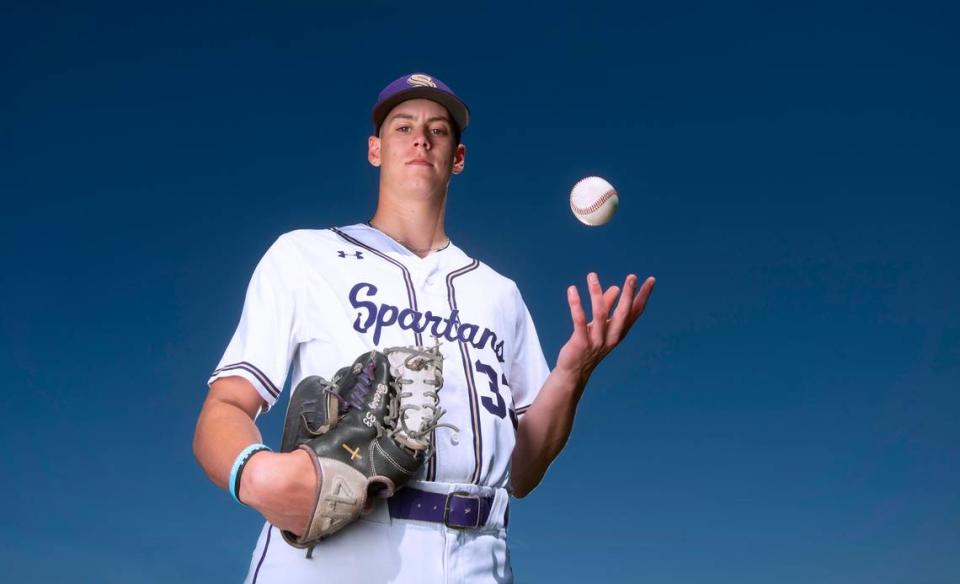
top-left (555, 272), bottom-right (656, 382)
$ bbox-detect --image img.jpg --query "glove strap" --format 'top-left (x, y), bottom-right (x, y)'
top-left (230, 443), bottom-right (272, 505)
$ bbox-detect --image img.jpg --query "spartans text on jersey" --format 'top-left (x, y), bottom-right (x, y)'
top-left (349, 282), bottom-right (505, 363)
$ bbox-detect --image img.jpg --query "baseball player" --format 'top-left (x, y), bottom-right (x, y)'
top-left (193, 72), bottom-right (655, 583)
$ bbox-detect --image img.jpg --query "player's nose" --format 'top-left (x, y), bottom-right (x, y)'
top-left (412, 127), bottom-right (431, 149)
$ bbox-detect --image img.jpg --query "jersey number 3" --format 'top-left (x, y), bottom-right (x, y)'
top-left (475, 359), bottom-right (508, 419)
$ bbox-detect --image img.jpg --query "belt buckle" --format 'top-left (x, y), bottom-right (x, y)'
top-left (444, 491), bottom-right (481, 529)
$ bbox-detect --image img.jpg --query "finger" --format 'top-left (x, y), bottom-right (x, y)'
top-left (586, 273), bottom-right (606, 344)
top-left (566, 285), bottom-right (588, 338)
top-left (623, 276), bottom-right (656, 335)
top-left (602, 285), bottom-right (620, 316)
top-left (606, 274), bottom-right (637, 343)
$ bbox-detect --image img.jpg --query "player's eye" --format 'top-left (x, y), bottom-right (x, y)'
top-left (396, 125), bottom-right (411, 133)
top-left (430, 127), bottom-right (449, 136)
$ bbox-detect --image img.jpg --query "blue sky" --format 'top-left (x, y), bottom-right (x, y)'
top-left (2, 1), bottom-right (958, 582)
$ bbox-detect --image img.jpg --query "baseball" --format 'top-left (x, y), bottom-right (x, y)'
top-left (570, 176), bottom-right (619, 226)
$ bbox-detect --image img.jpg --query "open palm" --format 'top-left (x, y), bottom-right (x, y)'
top-left (556, 272), bottom-right (656, 380)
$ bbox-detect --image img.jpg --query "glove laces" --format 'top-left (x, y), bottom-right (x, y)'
top-left (385, 343), bottom-right (459, 453)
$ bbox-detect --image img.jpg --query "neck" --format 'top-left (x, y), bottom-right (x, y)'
top-left (370, 190), bottom-right (448, 258)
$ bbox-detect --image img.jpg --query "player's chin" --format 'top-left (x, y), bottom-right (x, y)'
top-left (402, 172), bottom-right (449, 191)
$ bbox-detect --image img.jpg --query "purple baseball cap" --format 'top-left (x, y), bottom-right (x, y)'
top-left (371, 73), bottom-right (470, 134)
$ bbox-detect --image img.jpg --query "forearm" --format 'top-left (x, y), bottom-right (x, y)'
top-left (510, 367), bottom-right (588, 498)
top-left (193, 395), bottom-right (265, 490)
top-left (193, 381), bottom-right (317, 533)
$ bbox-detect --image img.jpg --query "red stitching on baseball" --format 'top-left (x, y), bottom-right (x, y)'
top-left (571, 189), bottom-right (616, 215)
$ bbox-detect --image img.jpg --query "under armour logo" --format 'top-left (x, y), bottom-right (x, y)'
top-left (337, 251), bottom-right (364, 259)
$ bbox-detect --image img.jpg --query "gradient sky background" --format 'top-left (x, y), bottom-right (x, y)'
top-left (2, 1), bottom-right (958, 582)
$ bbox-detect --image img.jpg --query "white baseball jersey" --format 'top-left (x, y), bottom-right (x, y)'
top-left (208, 223), bottom-right (551, 583)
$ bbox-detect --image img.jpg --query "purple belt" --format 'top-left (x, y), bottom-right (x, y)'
top-left (388, 487), bottom-right (506, 529)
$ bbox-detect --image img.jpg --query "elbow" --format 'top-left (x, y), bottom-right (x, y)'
top-left (510, 472), bottom-right (539, 499)
top-left (512, 486), bottom-right (531, 499)
top-left (511, 455), bottom-right (546, 500)
top-left (192, 402), bottom-right (212, 465)
top-left (192, 429), bottom-right (202, 462)
top-left (192, 426), bottom-right (205, 468)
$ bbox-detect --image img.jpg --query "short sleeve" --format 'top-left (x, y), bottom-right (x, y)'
top-left (508, 285), bottom-right (550, 416)
top-left (207, 235), bottom-right (303, 411)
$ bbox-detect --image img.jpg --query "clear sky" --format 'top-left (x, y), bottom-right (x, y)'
top-left (2, 1), bottom-right (958, 582)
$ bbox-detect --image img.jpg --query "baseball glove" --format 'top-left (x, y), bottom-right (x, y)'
top-left (279, 345), bottom-right (453, 549)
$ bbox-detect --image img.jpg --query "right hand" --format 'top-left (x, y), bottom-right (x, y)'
top-left (239, 449), bottom-right (318, 535)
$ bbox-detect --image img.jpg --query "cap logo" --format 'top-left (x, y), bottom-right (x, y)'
top-left (406, 74), bottom-right (438, 88)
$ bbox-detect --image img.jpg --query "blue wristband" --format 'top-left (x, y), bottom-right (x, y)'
top-left (229, 443), bottom-right (272, 505)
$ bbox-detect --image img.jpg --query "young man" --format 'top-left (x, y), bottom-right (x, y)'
top-left (193, 72), bottom-right (655, 583)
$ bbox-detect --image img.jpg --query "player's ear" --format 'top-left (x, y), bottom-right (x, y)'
top-left (368, 136), bottom-right (382, 167)
top-left (451, 143), bottom-right (466, 175)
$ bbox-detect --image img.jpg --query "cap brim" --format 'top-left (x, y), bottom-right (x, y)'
top-left (372, 88), bottom-right (470, 133)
